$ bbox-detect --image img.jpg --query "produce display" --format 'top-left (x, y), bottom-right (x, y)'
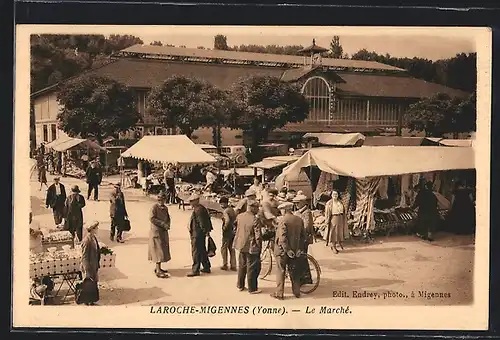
top-left (30, 245), bottom-right (117, 279)
top-left (42, 231), bottom-right (73, 243)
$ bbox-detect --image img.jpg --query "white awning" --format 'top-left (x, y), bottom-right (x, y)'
top-left (282, 146), bottom-right (475, 179)
top-left (121, 135), bottom-right (216, 165)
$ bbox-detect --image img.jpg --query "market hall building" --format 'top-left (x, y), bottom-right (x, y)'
top-left (31, 41), bottom-right (469, 147)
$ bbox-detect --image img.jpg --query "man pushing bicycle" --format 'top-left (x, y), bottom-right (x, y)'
top-left (270, 201), bottom-right (307, 300)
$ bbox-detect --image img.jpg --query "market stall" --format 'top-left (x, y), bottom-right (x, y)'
top-left (30, 241), bottom-right (116, 305)
top-left (278, 146), bottom-right (475, 238)
top-left (121, 135), bottom-right (226, 208)
top-left (45, 136), bottom-right (108, 178)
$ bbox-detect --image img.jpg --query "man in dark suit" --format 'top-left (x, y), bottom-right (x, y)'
top-left (45, 176), bottom-right (67, 225)
top-left (86, 161), bottom-right (102, 201)
top-left (271, 201), bottom-right (307, 300)
top-left (187, 193), bottom-right (213, 277)
top-left (233, 199), bottom-right (263, 294)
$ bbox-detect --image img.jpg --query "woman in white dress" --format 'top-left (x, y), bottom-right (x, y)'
top-left (324, 191), bottom-right (348, 254)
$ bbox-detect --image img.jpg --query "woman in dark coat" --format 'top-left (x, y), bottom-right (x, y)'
top-left (64, 185), bottom-right (86, 242)
top-left (109, 183), bottom-right (128, 243)
top-left (79, 221), bottom-right (101, 305)
top-left (413, 181), bottom-right (439, 241)
top-left (148, 192), bottom-right (171, 278)
top-left (447, 181), bottom-right (476, 235)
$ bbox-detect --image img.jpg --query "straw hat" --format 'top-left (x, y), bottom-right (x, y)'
top-left (85, 221), bottom-right (99, 231)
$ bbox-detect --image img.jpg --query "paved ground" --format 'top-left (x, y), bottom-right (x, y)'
top-left (30, 173), bottom-right (475, 306)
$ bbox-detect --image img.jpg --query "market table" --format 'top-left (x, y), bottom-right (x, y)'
top-left (30, 246), bottom-right (116, 304)
top-left (176, 192), bottom-right (224, 213)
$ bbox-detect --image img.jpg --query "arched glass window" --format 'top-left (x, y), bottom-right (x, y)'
top-left (302, 77), bottom-right (331, 122)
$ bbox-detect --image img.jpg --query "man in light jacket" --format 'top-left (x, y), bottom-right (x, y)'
top-left (233, 200), bottom-right (263, 294)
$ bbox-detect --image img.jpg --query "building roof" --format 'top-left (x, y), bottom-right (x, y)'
top-left (336, 72), bottom-right (469, 99)
top-left (31, 53), bottom-right (469, 101)
top-left (32, 58), bottom-right (285, 97)
top-left (117, 44), bottom-right (405, 72)
top-left (297, 39), bottom-right (329, 54)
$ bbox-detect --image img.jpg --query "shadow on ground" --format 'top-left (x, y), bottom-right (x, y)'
top-left (100, 286), bottom-right (168, 305)
top-left (341, 246), bottom-right (405, 254)
top-left (318, 259), bottom-right (366, 272)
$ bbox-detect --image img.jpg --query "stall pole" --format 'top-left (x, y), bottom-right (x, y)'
top-left (119, 149), bottom-right (124, 187)
top-left (233, 160), bottom-right (236, 195)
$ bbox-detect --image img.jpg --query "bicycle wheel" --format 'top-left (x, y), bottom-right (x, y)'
top-left (260, 243), bottom-right (273, 279)
top-left (299, 254), bottom-right (321, 294)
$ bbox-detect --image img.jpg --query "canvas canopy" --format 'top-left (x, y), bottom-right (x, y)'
top-left (121, 135), bottom-right (216, 165)
top-left (303, 132), bottom-right (365, 146)
top-left (45, 136), bottom-right (107, 152)
top-left (282, 146), bottom-right (475, 179)
top-left (248, 155), bottom-right (300, 169)
top-left (362, 136), bottom-right (439, 147)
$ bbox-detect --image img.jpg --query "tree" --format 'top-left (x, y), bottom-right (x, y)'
top-left (146, 75), bottom-right (232, 138)
top-left (150, 41), bottom-right (163, 46)
top-left (329, 36), bottom-right (343, 59)
top-left (57, 75), bottom-right (140, 144)
top-left (214, 34), bottom-right (229, 50)
top-left (403, 92), bottom-right (474, 137)
top-left (228, 75), bottom-right (309, 152)
top-left (31, 34), bottom-right (144, 93)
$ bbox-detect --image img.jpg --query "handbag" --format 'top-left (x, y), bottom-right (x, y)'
top-left (75, 277), bottom-right (99, 305)
top-left (207, 235), bottom-right (217, 257)
top-left (121, 217), bottom-right (131, 232)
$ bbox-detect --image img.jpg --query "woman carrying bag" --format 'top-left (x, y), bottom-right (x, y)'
top-left (110, 183), bottom-right (129, 243)
top-left (77, 221), bottom-right (101, 306)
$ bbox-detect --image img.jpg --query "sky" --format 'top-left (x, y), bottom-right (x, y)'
top-left (123, 26), bottom-right (477, 61)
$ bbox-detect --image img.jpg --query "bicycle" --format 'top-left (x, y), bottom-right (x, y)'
top-left (259, 237), bottom-right (321, 294)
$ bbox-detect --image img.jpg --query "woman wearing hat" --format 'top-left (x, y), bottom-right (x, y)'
top-left (148, 192), bottom-right (171, 278)
top-left (324, 190), bottom-right (348, 253)
top-left (64, 185), bottom-right (86, 242)
top-left (110, 183), bottom-right (128, 243)
top-left (79, 221), bottom-right (101, 305)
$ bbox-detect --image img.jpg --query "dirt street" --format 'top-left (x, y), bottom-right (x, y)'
top-left (29, 174), bottom-right (474, 306)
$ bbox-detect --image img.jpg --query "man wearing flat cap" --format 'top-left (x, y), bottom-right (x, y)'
top-left (234, 188), bottom-right (257, 215)
top-left (187, 193), bottom-right (213, 277)
top-left (293, 194), bottom-right (314, 285)
top-left (110, 183), bottom-right (128, 243)
top-left (45, 176), bottom-right (66, 225)
top-left (64, 185), bottom-right (86, 242)
top-left (271, 201), bottom-right (306, 300)
top-left (233, 199), bottom-right (263, 294)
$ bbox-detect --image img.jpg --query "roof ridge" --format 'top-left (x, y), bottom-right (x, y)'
top-left (117, 44), bottom-right (405, 72)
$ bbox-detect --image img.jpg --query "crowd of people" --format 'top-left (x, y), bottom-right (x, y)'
top-left (30, 150), bottom-right (476, 305)
top-left (146, 182), bottom-right (318, 300)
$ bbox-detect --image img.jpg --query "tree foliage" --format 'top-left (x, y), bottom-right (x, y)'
top-left (150, 41), bottom-right (163, 46)
top-left (403, 92), bottom-right (476, 137)
top-left (214, 34), bottom-right (229, 50)
top-left (146, 76), bottom-right (233, 138)
top-left (31, 34), bottom-right (144, 93)
top-left (351, 49), bottom-right (476, 92)
top-left (329, 36), bottom-right (344, 59)
top-left (228, 76), bottom-right (309, 147)
top-left (57, 75), bottom-right (140, 143)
